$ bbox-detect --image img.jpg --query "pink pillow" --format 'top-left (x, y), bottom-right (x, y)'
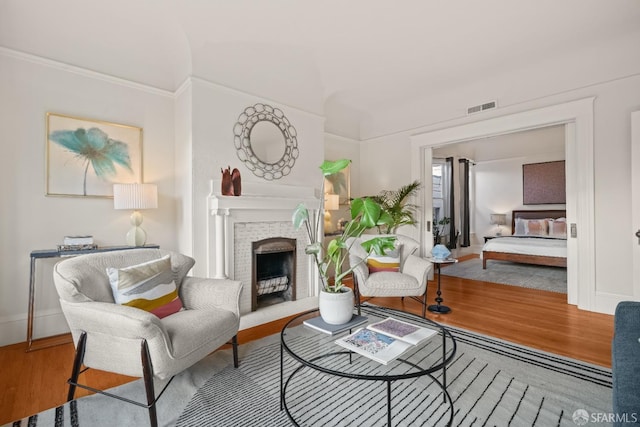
top-left (549, 219), bottom-right (567, 239)
top-left (524, 219), bottom-right (548, 236)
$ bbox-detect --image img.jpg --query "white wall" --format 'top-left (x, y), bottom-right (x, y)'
top-left (359, 133), bottom-right (422, 242)
top-left (359, 133), bottom-right (414, 197)
top-left (186, 78), bottom-right (325, 277)
top-left (0, 51), bottom-right (178, 346)
top-left (324, 133), bottom-right (360, 231)
top-left (174, 82), bottom-right (193, 256)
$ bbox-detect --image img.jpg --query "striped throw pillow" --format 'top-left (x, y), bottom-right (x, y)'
top-left (366, 247), bottom-right (401, 273)
top-left (107, 255), bottom-right (183, 319)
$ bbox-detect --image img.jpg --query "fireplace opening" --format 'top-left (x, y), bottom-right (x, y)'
top-left (252, 237), bottom-right (296, 311)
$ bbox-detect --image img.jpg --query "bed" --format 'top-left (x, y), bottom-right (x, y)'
top-left (481, 209), bottom-right (567, 269)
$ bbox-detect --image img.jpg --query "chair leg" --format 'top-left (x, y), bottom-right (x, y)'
top-left (67, 331), bottom-right (87, 401)
top-left (422, 282), bottom-right (429, 318)
top-left (422, 291), bottom-right (428, 318)
top-left (232, 335), bottom-right (239, 368)
top-left (141, 339), bottom-right (158, 427)
top-left (353, 277), bottom-right (362, 316)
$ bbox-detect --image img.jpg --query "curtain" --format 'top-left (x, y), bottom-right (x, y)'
top-left (446, 157), bottom-right (456, 248)
top-left (459, 159), bottom-right (471, 247)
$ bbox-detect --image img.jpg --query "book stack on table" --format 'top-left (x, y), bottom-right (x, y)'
top-left (303, 314), bottom-right (368, 335)
top-left (57, 235), bottom-right (97, 252)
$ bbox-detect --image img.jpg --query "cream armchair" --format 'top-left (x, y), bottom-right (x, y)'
top-left (347, 235), bottom-right (432, 317)
top-left (53, 248), bottom-right (242, 427)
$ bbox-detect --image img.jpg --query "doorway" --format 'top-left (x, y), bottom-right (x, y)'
top-left (433, 125), bottom-right (565, 253)
top-left (410, 98), bottom-right (595, 311)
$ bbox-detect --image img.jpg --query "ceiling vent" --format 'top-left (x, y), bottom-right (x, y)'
top-left (467, 100), bottom-right (497, 115)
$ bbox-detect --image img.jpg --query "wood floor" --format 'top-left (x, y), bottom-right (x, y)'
top-left (0, 258), bottom-right (614, 424)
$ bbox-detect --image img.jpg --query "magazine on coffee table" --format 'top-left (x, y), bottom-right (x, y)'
top-left (335, 328), bottom-right (413, 365)
top-left (335, 318), bottom-right (438, 365)
top-left (367, 317), bottom-right (438, 345)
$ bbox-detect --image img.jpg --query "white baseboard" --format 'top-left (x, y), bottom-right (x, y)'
top-left (0, 310), bottom-right (69, 347)
top-left (239, 297), bottom-right (319, 330)
top-left (593, 291), bottom-right (637, 315)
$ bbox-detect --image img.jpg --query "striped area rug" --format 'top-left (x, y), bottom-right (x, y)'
top-left (7, 304), bottom-right (612, 427)
top-left (177, 305), bottom-right (612, 427)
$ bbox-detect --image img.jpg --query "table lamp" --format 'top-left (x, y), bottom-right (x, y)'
top-left (490, 213), bottom-right (507, 236)
top-left (113, 183), bottom-right (158, 246)
top-left (324, 193), bottom-right (340, 233)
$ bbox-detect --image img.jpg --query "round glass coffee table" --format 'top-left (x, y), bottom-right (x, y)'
top-left (280, 306), bottom-right (456, 426)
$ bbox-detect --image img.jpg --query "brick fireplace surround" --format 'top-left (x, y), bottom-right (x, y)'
top-left (207, 180), bottom-right (321, 329)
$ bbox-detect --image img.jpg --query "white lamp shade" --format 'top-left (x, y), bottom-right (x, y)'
top-left (324, 193), bottom-right (340, 211)
top-left (113, 183), bottom-right (158, 210)
top-left (490, 213), bottom-right (507, 225)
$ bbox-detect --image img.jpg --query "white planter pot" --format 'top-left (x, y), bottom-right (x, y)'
top-left (319, 287), bottom-right (354, 325)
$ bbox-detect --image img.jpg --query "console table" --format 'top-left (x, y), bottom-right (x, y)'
top-left (27, 244), bottom-right (159, 351)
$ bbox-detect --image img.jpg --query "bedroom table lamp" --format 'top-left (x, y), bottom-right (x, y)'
top-left (490, 213), bottom-right (507, 236)
top-left (113, 183), bottom-right (158, 246)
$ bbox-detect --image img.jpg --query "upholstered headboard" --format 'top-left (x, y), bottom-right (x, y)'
top-left (511, 209), bottom-right (566, 234)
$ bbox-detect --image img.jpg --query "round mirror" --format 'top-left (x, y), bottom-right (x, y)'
top-left (233, 103), bottom-right (299, 180)
top-left (249, 121), bottom-right (286, 164)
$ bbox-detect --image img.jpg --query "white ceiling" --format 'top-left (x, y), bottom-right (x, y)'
top-left (2, 1), bottom-right (639, 139)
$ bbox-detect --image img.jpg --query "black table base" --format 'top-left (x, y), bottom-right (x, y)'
top-left (428, 304), bottom-right (451, 314)
top-left (427, 261), bottom-right (452, 314)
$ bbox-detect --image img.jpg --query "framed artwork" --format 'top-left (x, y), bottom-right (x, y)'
top-left (522, 160), bottom-right (566, 205)
top-left (46, 112), bottom-right (143, 198)
top-left (324, 163), bottom-right (351, 205)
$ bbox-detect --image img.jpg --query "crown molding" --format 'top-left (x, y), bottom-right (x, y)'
top-left (174, 76), bottom-right (193, 98)
top-left (190, 76), bottom-right (325, 120)
top-left (0, 47), bottom-right (330, 120)
top-left (0, 46), bottom-right (174, 98)
top-left (324, 131), bottom-right (362, 143)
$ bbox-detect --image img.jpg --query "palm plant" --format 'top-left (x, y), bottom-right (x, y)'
top-left (49, 127), bottom-right (133, 195)
top-left (293, 159), bottom-right (396, 293)
top-left (369, 180), bottom-right (422, 234)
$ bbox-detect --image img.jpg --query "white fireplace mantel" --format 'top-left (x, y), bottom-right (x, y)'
top-left (209, 179), bottom-right (318, 212)
top-left (209, 192), bottom-right (318, 214)
top-left (206, 180), bottom-right (320, 279)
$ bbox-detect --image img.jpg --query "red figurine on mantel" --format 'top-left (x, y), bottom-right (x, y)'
top-left (231, 167), bottom-right (241, 196)
top-left (221, 166), bottom-right (241, 196)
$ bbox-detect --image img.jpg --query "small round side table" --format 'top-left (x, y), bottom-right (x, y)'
top-left (426, 257), bottom-right (458, 314)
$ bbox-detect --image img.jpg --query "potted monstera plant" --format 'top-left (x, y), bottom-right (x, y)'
top-left (293, 159), bottom-right (396, 324)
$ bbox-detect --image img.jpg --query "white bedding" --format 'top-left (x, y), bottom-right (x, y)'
top-left (481, 236), bottom-right (567, 259)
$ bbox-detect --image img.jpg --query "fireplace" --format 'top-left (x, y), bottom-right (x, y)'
top-left (252, 237), bottom-right (296, 311)
top-left (207, 180), bottom-right (321, 327)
